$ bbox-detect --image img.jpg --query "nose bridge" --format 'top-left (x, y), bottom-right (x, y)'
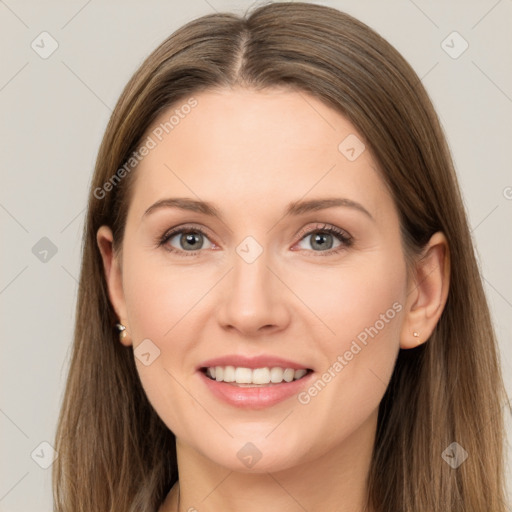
top-left (217, 236), bottom-right (289, 334)
top-left (232, 244), bottom-right (271, 299)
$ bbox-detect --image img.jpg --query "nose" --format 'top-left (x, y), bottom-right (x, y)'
top-left (215, 247), bottom-right (291, 337)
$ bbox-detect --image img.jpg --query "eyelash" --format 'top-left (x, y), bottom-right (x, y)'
top-left (157, 223), bottom-right (353, 257)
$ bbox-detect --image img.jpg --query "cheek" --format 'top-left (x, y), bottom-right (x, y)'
top-left (120, 248), bottom-right (215, 439)
top-left (122, 249), bottom-right (214, 340)
top-left (291, 250), bottom-right (406, 347)
top-left (122, 264), bottom-right (214, 425)
top-left (290, 252), bottom-right (406, 421)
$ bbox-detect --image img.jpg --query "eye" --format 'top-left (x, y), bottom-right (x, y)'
top-left (294, 223), bottom-right (353, 255)
top-left (159, 225), bottom-right (215, 256)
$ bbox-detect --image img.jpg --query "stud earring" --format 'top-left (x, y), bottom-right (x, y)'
top-left (116, 322), bottom-right (127, 341)
top-left (413, 331), bottom-right (421, 344)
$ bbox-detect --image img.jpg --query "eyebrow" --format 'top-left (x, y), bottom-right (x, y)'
top-left (142, 197), bottom-right (374, 221)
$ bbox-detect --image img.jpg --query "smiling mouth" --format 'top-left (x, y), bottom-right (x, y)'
top-left (200, 366), bottom-right (313, 386)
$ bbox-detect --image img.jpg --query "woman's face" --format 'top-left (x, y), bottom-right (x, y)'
top-left (104, 87), bottom-right (411, 472)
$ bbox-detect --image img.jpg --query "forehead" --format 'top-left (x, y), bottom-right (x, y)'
top-left (128, 87), bottom-right (394, 223)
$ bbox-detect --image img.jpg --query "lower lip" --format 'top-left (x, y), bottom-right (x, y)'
top-left (198, 370), bottom-right (314, 409)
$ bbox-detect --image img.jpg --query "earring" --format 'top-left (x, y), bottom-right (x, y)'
top-left (116, 322), bottom-right (127, 341)
top-left (413, 331), bottom-right (421, 344)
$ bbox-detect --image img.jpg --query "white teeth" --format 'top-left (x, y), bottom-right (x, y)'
top-left (252, 368), bottom-right (270, 385)
top-left (223, 365), bottom-right (235, 382)
top-left (235, 367), bottom-right (252, 384)
top-left (283, 368), bottom-right (295, 382)
top-left (294, 369), bottom-right (307, 380)
top-left (204, 366), bottom-right (309, 384)
top-left (270, 367), bottom-right (284, 383)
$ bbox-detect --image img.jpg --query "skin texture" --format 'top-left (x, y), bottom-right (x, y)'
top-left (97, 88), bottom-right (450, 512)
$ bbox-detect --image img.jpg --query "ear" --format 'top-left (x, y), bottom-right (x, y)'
top-left (400, 231), bottom-right (450, 349)
top-left (96, 225), bottom-right (132, 347)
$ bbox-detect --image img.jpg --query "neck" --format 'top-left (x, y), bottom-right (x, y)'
top-left (160, 409), bottom-right (378, 512)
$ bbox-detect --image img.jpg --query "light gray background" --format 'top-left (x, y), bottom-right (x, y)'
top-left (1, 0), bottom-right (511, 510)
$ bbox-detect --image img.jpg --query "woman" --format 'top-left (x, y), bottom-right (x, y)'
top-left (52, 2), bottom-right (508, 511)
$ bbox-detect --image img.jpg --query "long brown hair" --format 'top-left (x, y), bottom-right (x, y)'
top-left (52, 2), bottom-right (508, 511)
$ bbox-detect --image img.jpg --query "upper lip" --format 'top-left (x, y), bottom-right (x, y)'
top-left (197, 355), bottom-right (312, 371)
